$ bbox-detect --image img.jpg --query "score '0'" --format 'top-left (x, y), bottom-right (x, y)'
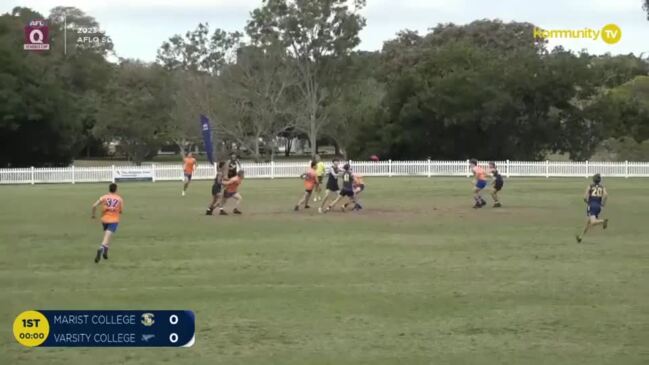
top-left (169, 333), bottom-right (178, 343)
top-left (169, 315), bottom-right (178, 325)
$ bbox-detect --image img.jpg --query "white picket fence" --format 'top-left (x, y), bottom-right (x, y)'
top-left (1, 160), bottom-right (649, 185)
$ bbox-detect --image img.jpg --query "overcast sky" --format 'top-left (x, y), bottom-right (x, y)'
top-left (4, 0), bottom-right (648, 61)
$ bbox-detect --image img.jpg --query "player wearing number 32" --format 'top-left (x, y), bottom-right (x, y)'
top-left (91, 183), bottom-right (123, 263)
top-left (576, 174), bottom-right (609, 243)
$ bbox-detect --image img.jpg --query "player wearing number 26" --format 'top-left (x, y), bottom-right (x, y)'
top-left (91, 183), bottom-right (123, 263)
top-left (576, 174), bottom-right (609, 243)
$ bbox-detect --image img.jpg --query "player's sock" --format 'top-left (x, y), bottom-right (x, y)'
top-left (603, 219), bottom-right (609, 230)
top-left (473, 197), bottom-right (481, 208)
top-left (94, 247), bottom-right (102, 263)
top-left (102, 245), bottom-right (109, 260)
top-left (294, 205), bottom-right (299, 211)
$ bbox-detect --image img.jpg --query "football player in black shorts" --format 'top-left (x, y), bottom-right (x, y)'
top-left (205, 161), bottom-right (226, 215)
top-left (488, 161), bottom-right (504, 208)
top-left (576, 174), bottom-right (609, 243)
top-left (325, 163), bottom-right (357, 212)
top-left (318, 158), bottom-right (341, 213)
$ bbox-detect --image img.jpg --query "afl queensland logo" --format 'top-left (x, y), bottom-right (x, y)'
top-left (141, 313), bottom-right (155, 327)
top-left (24, 20), bottom-right (50, 51)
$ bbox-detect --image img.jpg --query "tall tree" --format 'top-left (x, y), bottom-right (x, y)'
top-left (157, 25), bottom-right (242, 155)
top-left (94, 61), bottom-right (173, 164)
top-left (214, 45), bottom-right (297, 160)
top-left (369, 21), bottom-right (599, 160)
top-left (0, 7), bottom-right (112, 166)
top-left (246, 0), bottom-right (366, 157)
top-left (157, 23), bottom-right (241, 75)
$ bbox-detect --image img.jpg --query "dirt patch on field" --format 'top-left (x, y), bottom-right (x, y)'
top-left (225, 204), bottom-right (544, 225)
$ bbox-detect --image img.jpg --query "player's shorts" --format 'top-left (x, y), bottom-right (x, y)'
top-left (305, 188), bottom-right (314, 194)
top-left (494, 181), bottom-right (504, 191)
top-left (184, 173), bottom-right (193, 181)
top-left (211, 183), bottom-right (222, 196)
top-left (102, 223), bottom-right (118, 233)
top-left (476, 180), bottom-right (487, 190)
top-left (340, 189), bottom-right (354, 197)
top-left (326, 181), bottom-right (340, 192)
top-left (587, 203), bottom-right (601, 218)
top-left (224, 191), bottom-right (237, 199)
top-left (354, 184), bottom-right (365, 192)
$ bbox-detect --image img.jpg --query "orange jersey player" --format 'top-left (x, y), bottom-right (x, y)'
top-left (91, 183), bottom-right (123, 263)
top-left (182, 152), bottom-right (198, 196)
top-left (469, 159), bottom-right (487, 208)
top-left (294, 161), bottom-right (319, 211)
top-left (220, 170), bottom-right (245, 215)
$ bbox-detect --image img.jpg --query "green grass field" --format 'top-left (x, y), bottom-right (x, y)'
top-left (1, 177), bottom-right (648, 365)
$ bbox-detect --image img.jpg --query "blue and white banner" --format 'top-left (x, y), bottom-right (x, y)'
top-left (200, 115), bottom-right (214, 165)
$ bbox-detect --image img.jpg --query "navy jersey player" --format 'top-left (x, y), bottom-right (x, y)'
top-left (318, 158), bottom-right (341, 213)
top-left (325, 163), bottom-right (357, 212)
top-left (205, 161), bottom-right (226, 215)
top-left (488, 161), bottom-right (504, 208)
top-left (576, 173), bottom-right (609, 243)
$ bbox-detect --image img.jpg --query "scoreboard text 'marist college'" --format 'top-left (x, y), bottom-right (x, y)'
top-left (13, 310), bottom-right (195, 347)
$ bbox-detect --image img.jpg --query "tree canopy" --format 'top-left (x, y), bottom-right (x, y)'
top-left (1, 5), bottom-right (648, 166)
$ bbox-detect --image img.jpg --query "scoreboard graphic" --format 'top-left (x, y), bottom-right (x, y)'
top-left (13, 310), bottom-right (195, 347)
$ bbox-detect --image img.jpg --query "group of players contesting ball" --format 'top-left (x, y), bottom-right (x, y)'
top-left (89, 154), bottom-right (609, 263)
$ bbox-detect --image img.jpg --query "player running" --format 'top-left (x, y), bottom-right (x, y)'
top-left (313, 155), bottom-right (326, 202)
top-left (576, 173), bottom-right (609, 243)
top-left (470, 159), bottom-right (488, 208)
top-left (295, 161), bottom-right (319, 211)
top-left (205, 161), bottom-right (226, 215)
top-left (220, 170), bottom-right (245, 215)
top-left (182, 152), bottom-right (198, 196)
top-left (91, 183), bottom-right (123, 263)
top-left (318, 158), bottom-right (341, 213)
top-left (488, 161), bottom-right (504, 208)
top-left (325, 163), bottom-right (357, 212)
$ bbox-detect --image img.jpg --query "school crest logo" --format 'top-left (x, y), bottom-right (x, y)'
top-left (141, 313), bottom-right (155, 327)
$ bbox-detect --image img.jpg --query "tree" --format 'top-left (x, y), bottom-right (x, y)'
top-left (0, 7), bottom-right (111, 166)
top-left (246, 0), bottom-right (367, 157)
top-left (589, 76), bottom-right (649, 143)
top-left (167, 70), bottom-right (219, 155)
top-left (47, 7), bottom-right (115, 159)
top-left (214, 45), bottom-right (297, 160)
top-left (368, 21), bottom-right (599, 160)
top-left (325, 51), bottom-right (384, 157)
top-left (157, 25), bottom-right (243, 156)
top-left (94, 61), bottom-right (173, 164)
top-left (157, 23), bottom-right (241, 75)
